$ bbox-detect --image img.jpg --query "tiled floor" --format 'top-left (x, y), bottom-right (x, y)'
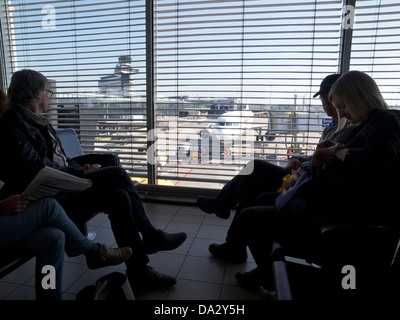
top-left (0, 202), bottom-right (274, 300)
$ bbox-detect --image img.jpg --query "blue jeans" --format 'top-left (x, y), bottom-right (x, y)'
top-left (0, 197), bottom-right (92, 300)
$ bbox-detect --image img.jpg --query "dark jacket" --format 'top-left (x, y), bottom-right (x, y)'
top-left (0, 106), bottom-right (84, 195)
top-left (308, 109), bottom-right (400, 227)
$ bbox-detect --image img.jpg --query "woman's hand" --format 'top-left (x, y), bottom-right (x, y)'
top-left (311, 148), bottom-right (333, 168)
top-left (310, 140), bottom-right (336, 168)
top-left (0, 195), bottom-right (37, 215)
top-left (285, 157), bottom-right (301, 171)
top-left (316, 140), bottom-right (336, 149)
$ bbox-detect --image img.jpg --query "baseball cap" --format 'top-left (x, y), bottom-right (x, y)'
top-left (313, 74), bottom-right (341, 98)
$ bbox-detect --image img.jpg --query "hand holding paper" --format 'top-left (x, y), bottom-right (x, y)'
top-left (22, 166), bottom-right (93, 198)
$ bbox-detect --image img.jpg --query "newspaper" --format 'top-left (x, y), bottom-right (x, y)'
top-left (22, 166), bottom-right (93, 198)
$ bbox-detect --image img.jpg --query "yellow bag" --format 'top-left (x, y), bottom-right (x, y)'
top-left (276, 172), bottom-right (295, 193)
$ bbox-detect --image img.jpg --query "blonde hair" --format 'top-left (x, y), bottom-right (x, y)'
top-left (329, 71), bottom-right (388, 125)
top-left (336, 116), bottom-right (349, 132)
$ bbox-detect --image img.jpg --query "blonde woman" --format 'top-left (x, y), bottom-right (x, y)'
top-left (235, 71), bottom-right (400, 291)
top-left (312, 70), bottom-right (390, 167)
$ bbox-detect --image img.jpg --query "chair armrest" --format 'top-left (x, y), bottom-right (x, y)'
top-left (272, 260), bottom-right (293, 300)
top-left (320, 224), bottom-right (400, 266)
top-left (321, 224), bottom-right (398, 235)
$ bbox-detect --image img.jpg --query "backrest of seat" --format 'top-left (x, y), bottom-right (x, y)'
top-left (56, 128), bottom-right (84, 158)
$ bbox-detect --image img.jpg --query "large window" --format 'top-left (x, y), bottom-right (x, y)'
top-left (349, 0), bottom-right (400, 109)
top-left (154, 0), bottom-right (344, 188)
top-left (1, 0), bottom-right (399, 190)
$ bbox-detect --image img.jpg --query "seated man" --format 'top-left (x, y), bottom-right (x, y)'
top-left (197, 74), bottom-right (355, 263)
top-left (0, 69), bottom-right (187, 292)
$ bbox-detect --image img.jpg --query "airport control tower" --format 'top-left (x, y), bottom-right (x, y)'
top-left (98, 55), bottom-right (139, 97)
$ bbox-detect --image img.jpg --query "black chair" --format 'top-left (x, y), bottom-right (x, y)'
top-left (271, 224), bottom-right (400, 300)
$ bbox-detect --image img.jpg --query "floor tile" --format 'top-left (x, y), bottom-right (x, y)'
top-left (0, 282), bottom-right (20, 299)
top-left (164, 221), bottom-right (201, 238)
top-left (223, 261), bottom-right (258, 286)
top-left (148, 252), bottom-right (186, 278)
top-left (92, 226), bottom-right (116, 246)
top-left (87, 213), bottom-right (108, 228)
top-left (188, 238), bottom-right (217, 258)
top-left (1, 258), bottom-right (35, 284)
top-left (178, 256), bottom-right (226, 284)
top-left (3, 284), bottom-right (35, 300)
top-left (173, 209), bottom-right (206, 224)
top-left (167, 279), bottom-right (221, 300)
top-left (134, 287), bottom-right (169, 300)
top-left (196, 224), bottom-right (229, 241)
top-left (220, 284), bottom-right (274, 300)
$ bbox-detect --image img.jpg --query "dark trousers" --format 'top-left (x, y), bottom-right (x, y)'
top-left (56, 166), bottom-right (157, 269)
top-left (237, 205), bottom-right (322, 278)
top-left (217, 160), bottom-right (290, 249)
top-left (73, 153), bottom-right (120, 168)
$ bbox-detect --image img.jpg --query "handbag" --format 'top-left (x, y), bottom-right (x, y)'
top-left (76, 272), bottom-right (135, 300)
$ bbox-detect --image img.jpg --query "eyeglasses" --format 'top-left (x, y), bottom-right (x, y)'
top-left (45, 89), bottom-right (53, 98)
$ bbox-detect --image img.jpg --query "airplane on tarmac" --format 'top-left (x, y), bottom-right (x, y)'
top-left (176, 108), bottom-right (331, 163)
top-left (176, 110), bottom-right (272, 163)
top-left (198, 110), bottom-right (271, 141)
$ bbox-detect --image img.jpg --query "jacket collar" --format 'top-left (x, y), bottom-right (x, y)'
top-left (11, 104), bottom-right (48, 126)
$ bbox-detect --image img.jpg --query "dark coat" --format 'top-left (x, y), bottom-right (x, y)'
top-left (308, 109), bottom-right (400, 227)
top-left (0, 105), bottom-right (84, 195)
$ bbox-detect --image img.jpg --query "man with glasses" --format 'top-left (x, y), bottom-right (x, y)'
top-left (0, 69), bottom-right (187, 292)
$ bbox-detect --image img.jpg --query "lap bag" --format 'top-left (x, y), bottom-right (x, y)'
top-left (275, 163), bottom-right (319, 212)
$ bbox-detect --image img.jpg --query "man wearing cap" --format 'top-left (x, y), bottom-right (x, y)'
top-left (286, 74), bottom-right (353, 169)
top-left (196, 74), bottom-right (356, 263)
